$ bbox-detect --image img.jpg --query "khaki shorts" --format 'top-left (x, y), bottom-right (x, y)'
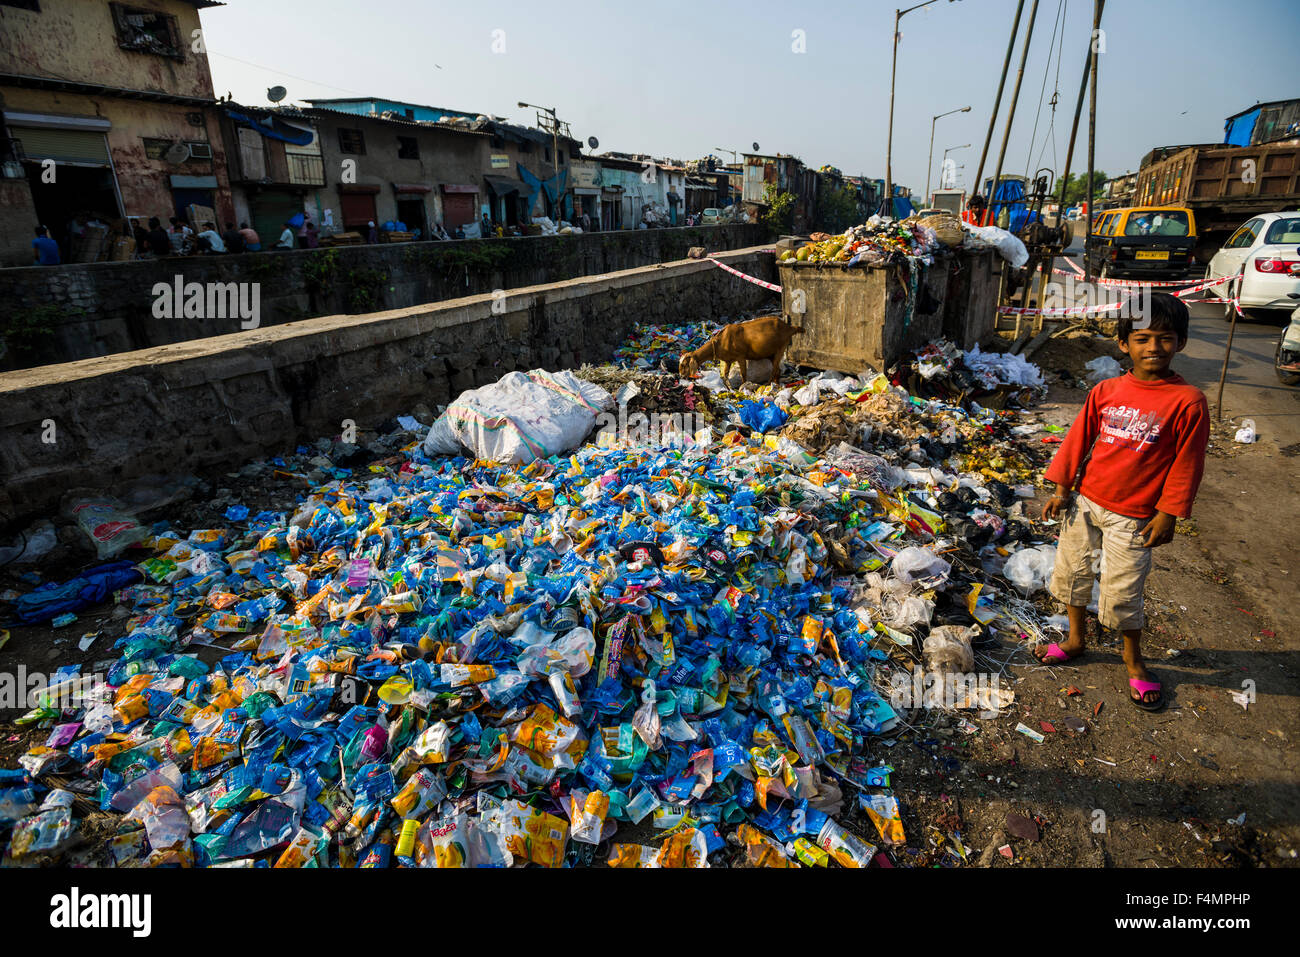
top-left (1049, 494), bottom-right (1154, 631)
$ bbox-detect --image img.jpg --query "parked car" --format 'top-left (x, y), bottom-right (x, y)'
top-left (1085, 205), bottom-right (1197, 280)
top-left (700, 208), bottom-right (721, 225)
top-left (1204, 211), bottom-right (1300, 320)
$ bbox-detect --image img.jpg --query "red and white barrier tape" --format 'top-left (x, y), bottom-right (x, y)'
top-left (1048, 268), bottom-right (1242, 294)
top-left (709, 258), bottom-right (782, 292)
top-left (998, 299), bottom-right (1128, 317)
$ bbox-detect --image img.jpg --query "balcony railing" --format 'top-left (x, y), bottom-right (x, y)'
top-left (287, 153), bottom-right (325, 187)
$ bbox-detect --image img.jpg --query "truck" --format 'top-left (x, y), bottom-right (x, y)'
top-left (1132, 138), bottom-right (1300, 263)
top-left (928, 188), bottom-right (965, 216)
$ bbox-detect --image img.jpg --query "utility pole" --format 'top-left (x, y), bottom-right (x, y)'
top-left (988, 0), bottom-right (1040, 228)
top-left (520, 101), bottom-right (564, 220)
top-left (973, 0), bottom-right (1025, 219)
top-left (926, 106), bottom-right (970, 203)
top-left (1084, 0), bottom-right (1102, 283)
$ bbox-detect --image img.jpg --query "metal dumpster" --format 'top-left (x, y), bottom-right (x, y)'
top-left (779, 246), bottom-right (1001, 374)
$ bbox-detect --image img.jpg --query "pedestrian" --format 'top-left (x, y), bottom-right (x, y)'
top-left (301, 218), bottom-right (320, 249)
top-left (196, 221), bottom-right (226, 253)
top-left (31, 225), bottom-right (61, 265)
top-left (1036, 294), bottom-right (1209, 712)
top-left (168, 216), bottom-right (194, 255)
top-left (145, 217), bottom-right (171, 257)
top-left (367, 220), bottom-right (378, 244)
top-left (580, 209), bottom-right (591, 232)
top-left (481, 212), bottom-right (492, 237)
top-left (239, 222), bottom-right (261, 252)
top-left (222, 220), bottom-right (245, 254)
top-left (276, 220), bottom-right (296, 250)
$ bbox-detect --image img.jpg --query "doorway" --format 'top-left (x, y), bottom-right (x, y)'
top-left (24, 162), bottom-right (121, 256)
top-left (395, 198), bottom-right (427, 238)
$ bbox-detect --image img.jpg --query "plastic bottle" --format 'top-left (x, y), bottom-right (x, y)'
top-left (816, 818), bottom-right (877, 868)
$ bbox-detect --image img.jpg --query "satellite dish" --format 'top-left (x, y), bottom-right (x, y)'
top-left (162, 142), bottom-right (191, 164)
top-left (587, 136), bottom-right (599, 149)
top-left (752, 142), bottom-right (760, 151)
top-left (267, 86), bottom-right (287, 103)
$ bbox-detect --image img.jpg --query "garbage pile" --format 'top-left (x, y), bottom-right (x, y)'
top-left (779, 219), bottom-right (942, 267)
top-left (1, 334), bottom-right (1067, 869)
top-left (613, 320), bottom-right (725, 371)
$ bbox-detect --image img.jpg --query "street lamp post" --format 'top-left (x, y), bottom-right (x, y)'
top-left (925, 107), bottom-right (971, 203)
top-left (941, 144), bottom-right (970, 189)
top-left (519, 100), bottom-right (563, 220)
top-left (884, 0), bottom-right (961, 219)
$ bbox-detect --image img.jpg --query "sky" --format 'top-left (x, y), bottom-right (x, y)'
top-left (201, 0), bottom-right (1299, 197)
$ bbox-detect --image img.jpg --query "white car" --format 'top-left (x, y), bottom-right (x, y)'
top-left (1205, 211), bottom-right (1300, 319)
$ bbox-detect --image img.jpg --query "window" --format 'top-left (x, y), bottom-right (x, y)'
top-left (110, 3), bottom-right (183, 59)
top-left (338, 128), bottom-right (365, 155)
top-left (1125, 210), bottom-right (1188, 237)
top-left (1263, 217), bottom-right (1300, 245)
top-left (1227, 219), bottom-right (1263, 248)
top-left (397, 136), bottom-right (419, 159)
top-left (544, 147), bottom-right (552, 163)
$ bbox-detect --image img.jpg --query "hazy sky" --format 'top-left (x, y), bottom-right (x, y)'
top-left (202, 0), bottom-right (1298, 194)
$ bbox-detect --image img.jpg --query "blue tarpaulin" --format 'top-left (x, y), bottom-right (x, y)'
top-left (13, 560), bottom-right (143, 626)
top-left (1224, 109), bottom-right (1259, 146)
top-left (226, 110), bottom-right (316, 147)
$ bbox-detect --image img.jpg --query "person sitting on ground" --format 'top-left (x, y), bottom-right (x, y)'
top-left (1036, 294), bottom-right (1209, 713)
top-left (146, 217), bottom-right (172, 257)
top-left (222, 220), bottom-right (245, 254)
top-left (168, 216), bottom-right (193, 254)
top-left (239, 222), bottom-right (262, 251)
top-left (276, 220), bottom-right (296, 250)
top-left (32, 225), bottom-right (61, 265)
top-left (196, 221), bottom-right (226, 253)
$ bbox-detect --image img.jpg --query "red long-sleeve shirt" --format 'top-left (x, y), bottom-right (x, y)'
top-left (1045, 372), bottom-right (1209, 519)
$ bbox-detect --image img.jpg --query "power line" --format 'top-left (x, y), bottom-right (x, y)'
top-left (1023, 0), bottom-right (1066, 178)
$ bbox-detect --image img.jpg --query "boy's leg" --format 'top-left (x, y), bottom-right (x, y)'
top-left (1096, 509), bottom-right (1159, 703)
top-left (1040, 497), bottom-right (1101, 660)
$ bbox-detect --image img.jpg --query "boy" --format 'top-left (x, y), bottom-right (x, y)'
top-left (1035, 294), bottom-right (1209, 711)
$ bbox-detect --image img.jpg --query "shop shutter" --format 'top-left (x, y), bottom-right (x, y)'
top-left (10, 127), bottom-right (110, 165)
top-left (250, 191), bottom-right (303, 246)
top-left (442, 193), bottom-right (475, 228)
top-left (339, 193), bottom-right (377, 230)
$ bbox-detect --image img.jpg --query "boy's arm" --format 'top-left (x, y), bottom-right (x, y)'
top-left (1153, 396), bottom-right (1211, 519)
top-left (1044, 385), bottom-right (1103, 494)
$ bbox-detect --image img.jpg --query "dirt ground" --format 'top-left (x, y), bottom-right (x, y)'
top-left (876, 329), bottom-right (1299, 869)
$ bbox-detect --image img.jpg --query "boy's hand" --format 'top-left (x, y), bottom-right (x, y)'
top-left (1140, 511), bottom-right (1177, 548)
top-left (1042, 490), bottom-right (1071, 520)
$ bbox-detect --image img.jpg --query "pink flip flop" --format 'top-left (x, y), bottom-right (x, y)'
top-left (1035, 642), bottom-right (1082, 664)
top-left (1129, 678), bottom-right (1165, 712)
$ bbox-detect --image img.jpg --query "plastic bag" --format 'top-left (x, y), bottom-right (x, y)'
top-left (423, 369), bottom-right (613, 464)
top-left (1085, 356), bottom-right (1123, 384)
top-left (891, 546), bottom-right (951, 584)
top-left (70, 499), bottom-right (147, 558)
top-left (1234, 418), bottom-right (1256, 443)
top-left (1003, 544), bottom-right (1057, 594)
top-left (962, 224), bottom-right (1028, 267)
top-left (739, 400), bottom-right (788, 433)
top-left (923, 624), bottom-right (976, 674)
top-left (0, 520), bottom-right (58, 566)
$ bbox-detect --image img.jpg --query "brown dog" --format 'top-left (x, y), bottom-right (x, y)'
top-left (679, 315), bottom-right (803, 384)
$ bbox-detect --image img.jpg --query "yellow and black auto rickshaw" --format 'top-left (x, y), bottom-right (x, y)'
top-left (1086, 206), bottom-right (1198, 280)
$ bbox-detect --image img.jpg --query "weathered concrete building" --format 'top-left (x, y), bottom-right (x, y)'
top-left (216, 104), bottom-right (325, 242)
top-left (304, 106), bottom-right (490, 236)
top-left (0, 0), bottom-right (231, 264)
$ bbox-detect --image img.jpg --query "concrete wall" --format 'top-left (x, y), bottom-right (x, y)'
top-left (0, 223), bottom-right (767, 369)
top-left (0, 245), bottom-right (779, 527)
